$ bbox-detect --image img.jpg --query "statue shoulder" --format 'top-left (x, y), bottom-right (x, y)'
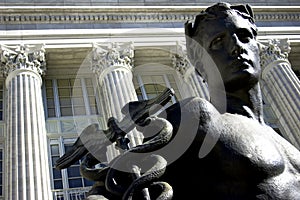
top-left (167, 97), bottom-right (220, 124)
top-left (182, 96), bottom-right (219, 113)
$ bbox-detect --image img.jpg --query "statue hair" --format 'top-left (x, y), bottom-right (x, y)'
top-left (185, 2), bottom-right (257, 41)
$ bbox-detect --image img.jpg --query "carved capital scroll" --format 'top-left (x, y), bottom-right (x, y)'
top-left (259, 38), bottom-right (291, 69)
top-left (172, 54), bottom-right (190, 76)
top-left (172, 42), bottom-right (192, 76)
top-left (91, 42), bottom-right (134, 75)
top-left (172, 41), bottom-right (198, 85)
top-left (0, 44), bottom-right (46, 77)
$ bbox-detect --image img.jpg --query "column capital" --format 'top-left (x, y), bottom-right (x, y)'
top-left (0, 44), bottom-right (46, 77)
top-left (172, 54), bottom-right (190, 74)
top-left (91, 42), bottom-right (134, 75)
top-left (172, 42), bottom-right (194, 81)
top-left (259, 38), bottom-right (291, 70)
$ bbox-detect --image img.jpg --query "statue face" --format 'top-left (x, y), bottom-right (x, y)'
top-left (196, 11), bottom-right (260, 92)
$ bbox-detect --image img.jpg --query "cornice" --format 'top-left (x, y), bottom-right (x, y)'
top-left (0, 6), bottom-right (299, 25)
top-left (0, 7), bottom-right (199, 24)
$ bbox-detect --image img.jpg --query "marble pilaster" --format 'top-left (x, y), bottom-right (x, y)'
top-left (0, 44), bottom-right (52, 199)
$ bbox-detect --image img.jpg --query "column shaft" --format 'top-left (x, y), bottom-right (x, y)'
top-left (6, 72), bottom-right (52, 199)
top-left (260, 39), bottom-right (300, 148)
top-left (187, 72), bottom-right (210, 100)
top-left (1, 45), bottom-right (52, 200)
top-left (92, 43), bottom-right (142, 162)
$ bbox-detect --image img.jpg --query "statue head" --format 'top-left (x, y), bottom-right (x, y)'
top-left (185, 2), bottom-right (261, 92)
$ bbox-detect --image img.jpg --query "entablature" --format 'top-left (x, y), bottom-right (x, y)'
top-left (0, 6), bottom-right (299, 29)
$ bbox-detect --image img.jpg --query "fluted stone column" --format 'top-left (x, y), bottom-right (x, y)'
top-left (172, 44), bottom-right (210, 101)
top-left (260, 39), bottom-right (300, 148)
top-left (91, 42), bottom-right (143, 162)
top-left (0, 44), bottom-right (52, 199)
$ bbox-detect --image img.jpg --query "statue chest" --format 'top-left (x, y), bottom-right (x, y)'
top-left (207, 114), bottom-right (285, 179)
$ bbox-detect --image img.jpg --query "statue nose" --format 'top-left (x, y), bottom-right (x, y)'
top-left (230, 34), bottom-right (245, 56)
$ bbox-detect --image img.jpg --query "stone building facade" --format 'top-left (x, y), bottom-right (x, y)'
top-left (0, 1), bottom-right (299, 199)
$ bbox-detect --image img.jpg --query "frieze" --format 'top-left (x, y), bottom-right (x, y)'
top-left (0, 13), bottom-right (194, 24)
top-left (0, 7), bottom-right (299, 25)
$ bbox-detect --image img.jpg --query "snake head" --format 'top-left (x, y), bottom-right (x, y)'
top-left (107, 117), bottom-right (131, 150)
top-left (121, 88), bottom-right (175, 127)
top-left (105, 88), bottom-right (174, 150)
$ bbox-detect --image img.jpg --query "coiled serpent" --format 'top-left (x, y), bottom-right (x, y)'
top-left (80, 116), bottom-right (173, 200)
top-left (55, 88), bottom-right (175, 199)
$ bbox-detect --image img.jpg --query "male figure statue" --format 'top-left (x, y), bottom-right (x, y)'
top-left (159, 2), bottom-right (300, 199)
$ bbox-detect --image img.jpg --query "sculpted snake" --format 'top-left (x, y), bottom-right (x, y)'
top-left (55, 88), bottom-right (174, 200)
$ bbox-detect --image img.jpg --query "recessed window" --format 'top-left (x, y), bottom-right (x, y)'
top-left (50, 144), bottom-right (63, 190)
top-left (50, 142), bottom-right (94, 192)
top-left (0, 80), bottom-right (4, 121)
top-left (0, 149), bottom-right (3, 196)
top-left (45, 78), bottom-right (99, 118)
top-left (133, 74), bottom-right (181, 105)
top-left (64, 144), bottom-right (94, 189)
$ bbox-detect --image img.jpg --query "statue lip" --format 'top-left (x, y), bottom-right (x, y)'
top-left (230, 58), bottom-right (253, 72)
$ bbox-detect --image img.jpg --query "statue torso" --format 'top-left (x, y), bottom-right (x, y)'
top-left (163, 97), bottom-right (300, 199)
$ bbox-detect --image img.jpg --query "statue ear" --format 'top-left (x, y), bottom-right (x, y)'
top-left (231, 4), bottom-right (254, 18)
top-left (185, 20), bottom-right (194, 37)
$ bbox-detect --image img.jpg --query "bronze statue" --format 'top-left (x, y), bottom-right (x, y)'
top-left (56, 2), bottom-right (300, 199)
top-left (162, 2), bottom-right (300, 199)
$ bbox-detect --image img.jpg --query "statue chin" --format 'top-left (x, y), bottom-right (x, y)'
top-left (224, 72), bottom-right (259, 92)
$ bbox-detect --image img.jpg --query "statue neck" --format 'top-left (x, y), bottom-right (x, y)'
top-left (226, 83), bottom-right (264, 124)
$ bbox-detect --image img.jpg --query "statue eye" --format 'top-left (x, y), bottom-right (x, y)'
top-left (210, 36), bottom-right (224, 50)
top-left (236, 29), bottom-right (253, 43)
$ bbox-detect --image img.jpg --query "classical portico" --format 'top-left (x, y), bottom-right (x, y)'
top-left (0, 44), bottom-right (52, 200)
top-left (0, 37), bottom-right (298, 199)
top-left (0, 2), bottom-right (299, 199)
